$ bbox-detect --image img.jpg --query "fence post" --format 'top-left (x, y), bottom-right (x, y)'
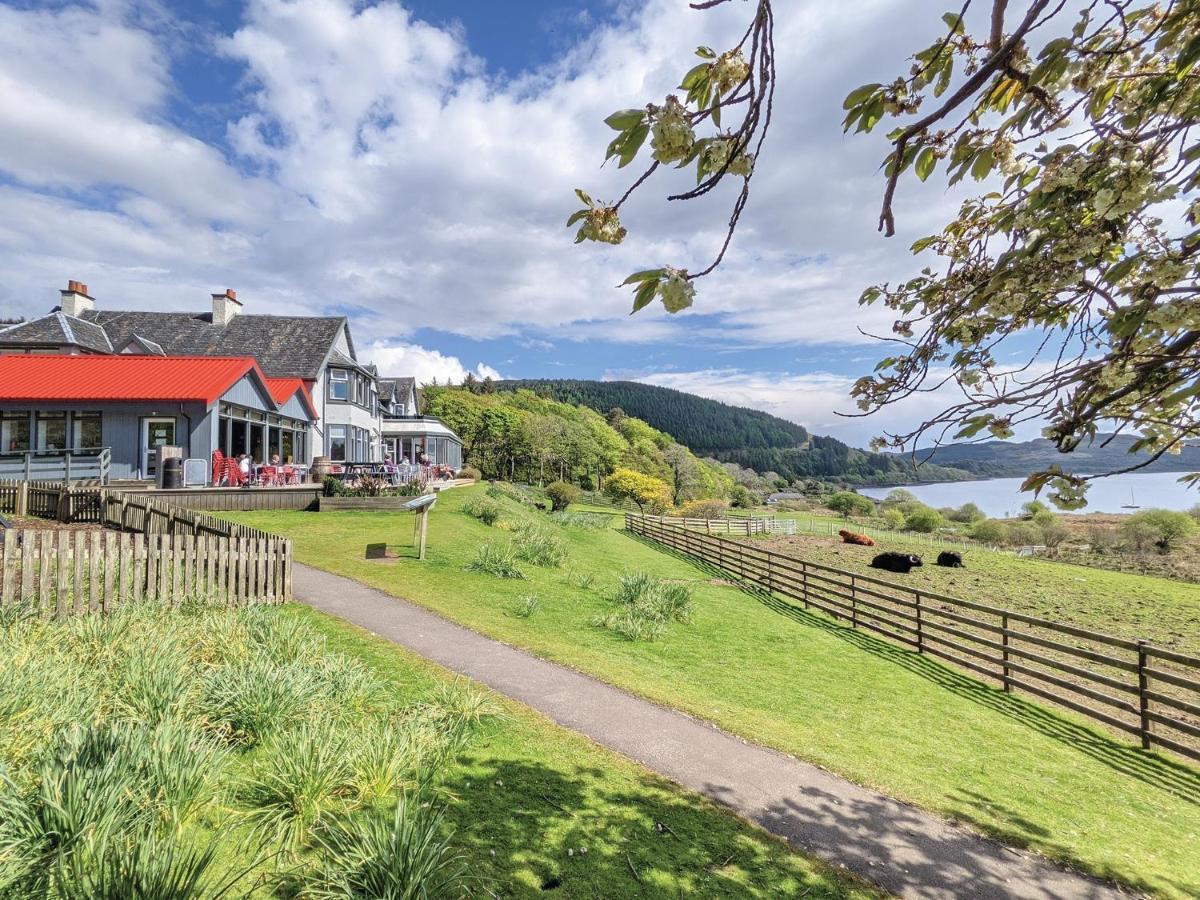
top-left (915, 591), bottom-right (923, 653)
top-left (1001, 613), bottom-right (1011, 692)
top-left (850, 575), bottom-right (857, 628)
top-left (17, 480), bottom-right (27, 516)
top-left (800, 561), bottom-right (809, 609)
top-left (23, 452), bottom-right (30, 481)
top-left (1137, 640), bottom-right (1151, 750)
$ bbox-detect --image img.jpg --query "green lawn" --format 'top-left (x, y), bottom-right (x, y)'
top-left (294, 606), bottom-right (876, 898)
top-left (228, 486), bottom-right (1200, 898)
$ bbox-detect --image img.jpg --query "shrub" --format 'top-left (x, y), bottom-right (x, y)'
top-left (464, 543), bottom-right (524, 579)
top-left (969, 518), bottom-right (1006, 544)
top-left (948, 502), bottom-right (985, 524)
top-left (728, 484), bottom-right (755, 509)
top-left (511, 525), bottom-right (567, 568)
top-left (1006, 522), bottom-right (1044, 547)
top-left (603, 468), bottom-right (672, 514)
top-left (826, 491), bottom-right (874, 517)
top-left (903, 505), bottom-right (944, 533)
top-left (1040, 520), bottom-right (1070, 550)
top-left (545, 481), bottom-right (581, 512)
top-left (881, 508), bottom-right (906, 529)
top-left (304, 796), bottom-right (469, 899)
top-left (456, 466), bottom-right (482, 481)
top-left (461, 496), bottom-right (502, 526)
top-left (1020, 499), bottom-right (1050, 520)
top-left (680, 499), bottom-right (730, 520)
top-left (1121, 508), bottom-right (1196, 552)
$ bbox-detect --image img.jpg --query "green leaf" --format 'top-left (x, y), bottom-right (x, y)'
top-left (954, 415), bottom-right (993, 440)
top-left (565, 209), bottom-right (588, 227)
top-left (1087, 81), bottom-right (1118, 120)
top-left (620, 269), bottom-right (665, 286)
top-left (842, 83), bottom-right (881, 110)
top-left (574, 189), bottom-right (594, 207)
top-left (915, 147), bottom-right (937, 182)
top-left (711, 99), bottom-right (721, 128)
top-left (617, 123), bottom-right (649, 168)
top-left (941, 11), bottom-right (965, 33)
top-left (604, 109), bottom-right (645, 131)
top-left (970, 147), bottom-right (995, 180)
top-left (681, 63), bottom-right (710, 91)
top-left (631, 279), bottom-right (658, 314)
top-left (695, 45), bottom-right (716, 59)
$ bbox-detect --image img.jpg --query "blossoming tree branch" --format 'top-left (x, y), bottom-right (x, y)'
top-left (573, 0), bottom-right (1200, 506)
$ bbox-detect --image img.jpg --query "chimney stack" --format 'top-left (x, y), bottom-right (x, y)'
top-left (59, 280), bottom-right (94, 318)
top-left (211, 288), bottom-right (242, 327)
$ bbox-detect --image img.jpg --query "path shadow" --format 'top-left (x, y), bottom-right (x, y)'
top-left (626, 532), bottom-right (1200, 806)
top-left (443, 753), bottom-right (856, 898)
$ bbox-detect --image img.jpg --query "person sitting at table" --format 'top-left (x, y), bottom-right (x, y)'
top-left (270, 453), bottom-right (281, 466)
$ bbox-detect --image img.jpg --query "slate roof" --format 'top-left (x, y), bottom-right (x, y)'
top-left (0, 312), bottom-right (113, 353)
top-left (378, 376), bottom-right (418, 414)
top-left (74, 310), bottom-right (347, 379)
top-left (120, 334), bottom-right (166, 356)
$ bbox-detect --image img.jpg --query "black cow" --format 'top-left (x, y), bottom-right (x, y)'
top-left (936, 550), bottom-right (964, 568)
top-left (870, 552), bottom-right (923, 574)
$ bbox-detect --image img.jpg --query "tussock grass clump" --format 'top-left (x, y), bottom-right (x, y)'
top-left (550, 511), bottom-right (611, 530)
top-left (0, 602), bottom-right (495, 897)
top-left (464, 543), bottom-right (525, 579)
top-left (511, 595), bottom-right (539, 618)
top-left (485, 482), bottom-right (537, 507)
top-left (461, 496), bottom-right (503, 526)
top-left (511, 524), bottom-right (567, 568)
top-left (597, 572), bottom-right (694, 642)
top-left (303, 796), bottom-right (470, 899)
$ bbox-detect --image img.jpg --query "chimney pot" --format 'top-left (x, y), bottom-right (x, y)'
top-left (60, 279), bottom-right (95, 317)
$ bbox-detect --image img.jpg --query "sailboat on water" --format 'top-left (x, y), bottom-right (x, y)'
top-left (1121, 488), bottom-right (1140, 510)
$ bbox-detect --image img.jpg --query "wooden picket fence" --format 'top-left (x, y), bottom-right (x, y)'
top-left (627, 514), bottom-right (1200, 763)
top-left (0, 529), bottom-right (291, 616)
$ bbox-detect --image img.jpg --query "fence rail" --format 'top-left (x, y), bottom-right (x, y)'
top-left (626, 514), bottom-right (1200, 763)
top-left (636, 514), bottom-right (796, 536)
top-left (1, 481), bottom-right (292, 614)
top-left (0, 448), bottom-right (110, 483)
top-left (0, 528), bottom-right (289, 615)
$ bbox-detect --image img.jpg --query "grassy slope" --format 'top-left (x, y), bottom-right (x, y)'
top-left (290, 605), bottom-right (873, 899)
top-left (228, 488), bottom-right (1200, 898)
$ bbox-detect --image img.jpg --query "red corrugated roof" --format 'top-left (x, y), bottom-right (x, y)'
top-left (263, 376), bottom-right (318, 420)
top-left (0, 355), bottom-right (261, 406)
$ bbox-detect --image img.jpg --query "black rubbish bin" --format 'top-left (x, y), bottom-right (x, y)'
top-left (162, 456), bottom-right (184, 490)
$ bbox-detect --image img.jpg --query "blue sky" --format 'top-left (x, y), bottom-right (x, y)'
top-left (0, 0), bottom-right (985, 445)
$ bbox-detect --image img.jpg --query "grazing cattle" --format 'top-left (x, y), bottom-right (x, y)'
top-left (838, 529), bottom-right (875, 547)
top-left (870, 551), bottom-right (923, 574)
top-left (936, 550), bottom-right (965, 568)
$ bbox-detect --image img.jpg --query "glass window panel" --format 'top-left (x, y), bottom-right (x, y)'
top-left (329, 369), bottom-right (348, 401)
top-left (329, 425), bottom-right (347, 461)
top-left (72, 412), bottom-right (102, 449)
top-left (36, 413), bottom-right (67, 451)
top-left (1, 413), bottom-right (30, 453)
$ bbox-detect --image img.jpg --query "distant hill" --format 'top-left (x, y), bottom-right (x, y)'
top-left (498, 379), bottom-right (969, 486)
top-left (909, 435), bottom-right (1200, 478)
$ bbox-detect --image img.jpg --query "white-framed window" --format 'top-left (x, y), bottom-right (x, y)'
top-left (72, 411), bottom-right (102, 449)
top-left (328, 369), bottom-right (349, 401)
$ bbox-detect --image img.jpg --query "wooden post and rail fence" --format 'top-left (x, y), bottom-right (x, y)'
top-left (626, 513), bottom-right (1200, 763)
top-left (0, 480), bottom-right (291, 615)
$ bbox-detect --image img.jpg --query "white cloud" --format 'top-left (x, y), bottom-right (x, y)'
top-left (360, 341), bottom-right (501, 385)
top-left (0, 0), bottom-right (982, 418)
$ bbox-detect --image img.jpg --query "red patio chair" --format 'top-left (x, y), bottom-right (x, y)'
top-left (260, 466), bottom-right (278, 486)
top-left (281, 465), bottom-right (297, 484)
top-left (225, 458), bottom-right (245, 487)
top-left (211, 450), bottom-right (225, 486)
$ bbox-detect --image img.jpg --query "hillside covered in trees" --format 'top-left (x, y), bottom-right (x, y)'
top-left (423, 386), bottom-right (732, 502)
top-left (906, 435), bottom-right (1200, 478)
top-left (499, 379), bottom-right (968, 485)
